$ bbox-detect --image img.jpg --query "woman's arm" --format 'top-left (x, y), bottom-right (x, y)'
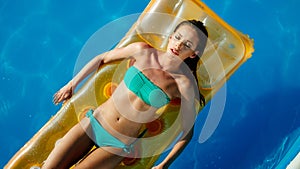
top-left (53, 42), bottom-right (146, 104)
top-left (153, 78), bottom-right (197, 168)
top-left (152, 127), bottom-right (194, 169)
top-left (153, 104), bottom-right (196, 169)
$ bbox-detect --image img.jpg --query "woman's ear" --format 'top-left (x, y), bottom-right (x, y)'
top-left (191, 51), bottom-right (200, 58)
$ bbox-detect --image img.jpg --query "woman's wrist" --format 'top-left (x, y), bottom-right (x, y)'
top-left (68, 80), bottom-right (75, 91)
top-left (159, 161), bottom-right (167, 168)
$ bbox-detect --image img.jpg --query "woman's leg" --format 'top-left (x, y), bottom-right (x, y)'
top-left (42, 117), bottom-right (94, 169)
top-left (74, 147), bottom-right (124, 169)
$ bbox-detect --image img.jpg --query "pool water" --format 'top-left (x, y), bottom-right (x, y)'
top-left (1, 0), bottom-right (299, 168)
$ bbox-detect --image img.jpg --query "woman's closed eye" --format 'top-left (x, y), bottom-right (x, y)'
top-left (183, 42), bottom-right (192, 48)
top-left (174, 35), bottom-right (181, 40)
top-left (173, 34), bottom-right (194, 49)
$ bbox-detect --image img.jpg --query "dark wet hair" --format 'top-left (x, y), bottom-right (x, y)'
top-left (174, 20), bottom-right (208, 105)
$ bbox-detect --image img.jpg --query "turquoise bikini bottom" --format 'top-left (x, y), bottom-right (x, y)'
top-left (86, 109), bottom-right (146, 153)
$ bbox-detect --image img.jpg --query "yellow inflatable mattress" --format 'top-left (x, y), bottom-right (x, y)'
top-left (5, 0), bottom-right (254, 168)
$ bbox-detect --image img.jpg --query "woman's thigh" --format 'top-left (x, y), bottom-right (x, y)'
top-left (74, 147), bottom-right (124, 169)
top-left (43, 117), bottom-right (95, 169)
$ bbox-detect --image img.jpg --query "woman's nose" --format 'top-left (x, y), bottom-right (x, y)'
top-left (175, 41), bottom-right (183, 49)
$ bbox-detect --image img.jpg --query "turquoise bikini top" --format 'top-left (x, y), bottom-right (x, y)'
top-left (124, 66), bottom-right (170, 108)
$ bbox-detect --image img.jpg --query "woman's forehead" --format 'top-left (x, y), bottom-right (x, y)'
top-left (174, 24), bottom-right (200, 41)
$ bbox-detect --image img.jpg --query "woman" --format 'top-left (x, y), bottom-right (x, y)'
top-left (43, 19), bottom-right (208, 169)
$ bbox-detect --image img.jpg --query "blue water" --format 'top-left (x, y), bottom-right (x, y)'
top-left (1, 0), bottom-right (299, 168)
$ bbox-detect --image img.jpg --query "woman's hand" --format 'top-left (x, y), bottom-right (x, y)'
top-left (152, 163), bottom-right (165, 169)
top-left (53, 81), bottom-right (73, 105)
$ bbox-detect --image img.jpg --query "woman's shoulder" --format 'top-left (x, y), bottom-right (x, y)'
top-left (174, 74), bottom-right (198, 100)
top-left (175, 74), bottom-right (192, 87)
top-left (174, 73), bottom-right (196, 91)
top-left (125, 42), bottom-right (156, 60)
top-left (127, 42), bottom-right (153, 50)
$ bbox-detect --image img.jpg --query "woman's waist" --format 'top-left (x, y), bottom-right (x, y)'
top-left (94, 104), bottom-right (142, 139)
top-left (103, 96), bottom-right (159, 124)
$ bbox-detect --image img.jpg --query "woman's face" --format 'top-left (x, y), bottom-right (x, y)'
top-left (167, 24), bottom-right (200, 60)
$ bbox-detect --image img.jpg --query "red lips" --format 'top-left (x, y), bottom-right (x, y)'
top-left (170, 48), bottom-right (179, 56)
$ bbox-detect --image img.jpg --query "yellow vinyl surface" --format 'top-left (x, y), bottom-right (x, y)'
top-left (5, 0), bottom-right (254, 168)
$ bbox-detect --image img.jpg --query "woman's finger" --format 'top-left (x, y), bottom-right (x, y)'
top-left (63, 92), bottom-right (71, 99)
top-left (53, 94), bottom-right (60, 105)
top-left (54, 92), bottom-right (64, 104)
top-left (53, 87), bottom-right (72, 105)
